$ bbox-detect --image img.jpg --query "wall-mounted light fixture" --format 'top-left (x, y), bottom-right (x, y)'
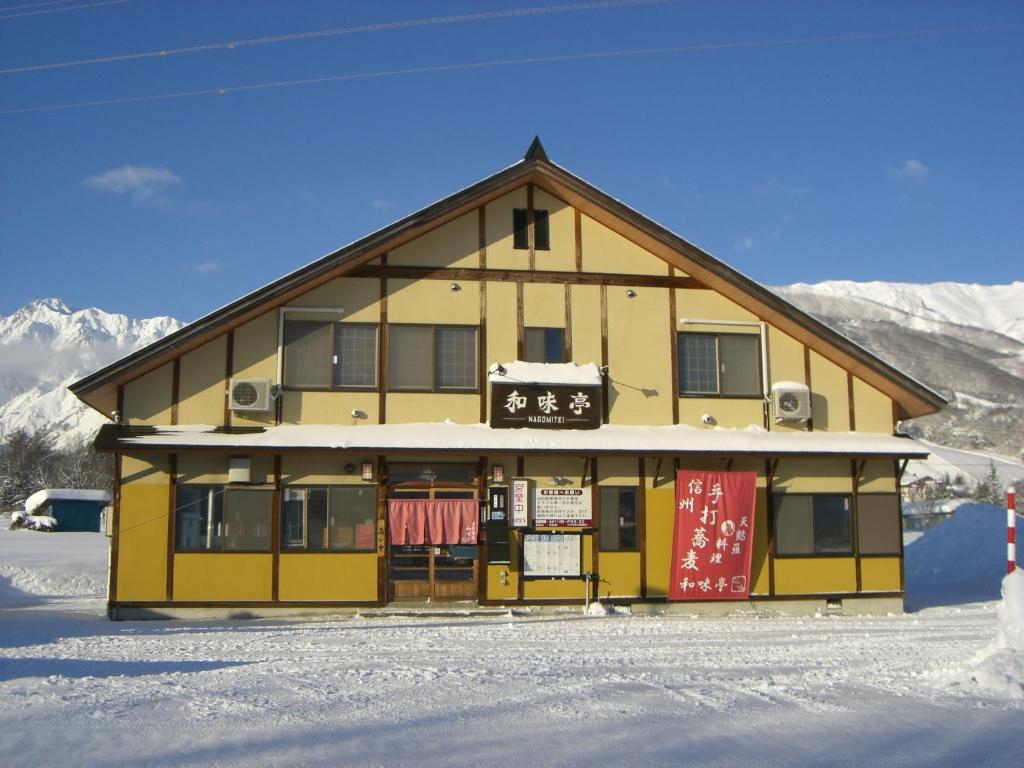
top-left (344, 463), bottom-right (356, 474)
top-left (626, 289), bottom-right (637, 298)
top-left (450, 283), bottom-right (462, 292)
top-left (491, 464), bottom-right (505, 483)
top-left (361, 462), bottom-right (374, 482)
top-left (493, 364), bottom-right (507, 376)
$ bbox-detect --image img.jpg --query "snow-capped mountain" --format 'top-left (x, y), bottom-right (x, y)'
top-left (0, 299), bottom-right (183, 446)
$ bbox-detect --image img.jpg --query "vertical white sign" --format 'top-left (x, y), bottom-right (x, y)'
top-left (511, 478), bottom-right (531, 527)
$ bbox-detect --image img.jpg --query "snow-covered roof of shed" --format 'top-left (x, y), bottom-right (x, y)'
top-left (25, 489), bottom-right (112, 514)
top-left (97, 422), bottom-right (929, 458)
top-left (488, 362), bottom-right (602, 386)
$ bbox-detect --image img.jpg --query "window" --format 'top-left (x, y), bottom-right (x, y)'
top-left (677, 333), bottom-right (761, 397)
top-left (856, 494), bottom-right (902, 555)
top-left (175, 486), bottom-right (272, 552)
top-left (600, 487), bottom-right (637, 551)
top-left (282, 486), bottom-right (376, 551)
top-left (524, 327), bottom-right (565, 364)
top-left (388, 325), bottom-right (478, 391)
top-left (774, 494), bottom-right (852, 556)
top-left (513, 208), bottom-right (550, 251)
top-left (283, 320), bottom-right (378, 390)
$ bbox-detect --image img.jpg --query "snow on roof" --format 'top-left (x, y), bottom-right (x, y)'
top-left (25, 489), bottom-right (112, 515)
top-left (488, 361), bottom-right (602, 386)
top-left (109, 422), bottom-right (928, 457)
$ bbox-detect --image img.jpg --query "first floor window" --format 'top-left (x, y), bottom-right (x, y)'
top-left (599, 487), bottom-right (638, 551)
top-left (175, 486), bottom-right (273, 552)
top-left (524, 327), bottom-right (565, 364)
top-left (678, 332), bottom-right (761, 397)
top-left (388, 325), bottom-right (478, 391)
top-left (282, 486), bottom-right (377, 551)
top-left (283, 319), bottom-right (378, 390)
top-left (774, 494), bottom-right (852, 555)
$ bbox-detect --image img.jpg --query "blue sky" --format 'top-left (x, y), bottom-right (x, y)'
top-left (1, 0), bottom-right (1021, 321)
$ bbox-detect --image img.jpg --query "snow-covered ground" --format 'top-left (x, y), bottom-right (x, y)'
top-left (1, 506), bottom-right (1022, 768)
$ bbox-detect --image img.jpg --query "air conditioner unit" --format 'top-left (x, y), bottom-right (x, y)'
top-left (228, 378), bottom-right (273, 412)
top-left (771, 381), bottom-right (812, 423)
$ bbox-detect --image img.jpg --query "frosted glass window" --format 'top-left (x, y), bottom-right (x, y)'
top-left (334, 324), bottom-right (378, 388)
top-left (284, 321), bottom-right (332, 388)
top-left (436, 327), bottom-right (477, 389)
top-left (389, 326), bottom-right (433, 390)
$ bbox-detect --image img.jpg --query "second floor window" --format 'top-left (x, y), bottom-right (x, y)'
top-left (283, 321), bottom-right (378, 390)
top-left (524, 327), bottom-right (565, 364)
top-left (513, 208), bottom-right (550, 250)
top-left (677, 332), bottom-right (761, 397)
top-left (388, 325), bottom-right (478, 391)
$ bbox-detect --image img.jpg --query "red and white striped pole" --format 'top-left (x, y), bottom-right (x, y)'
top-left (1009, 489), bottom-right (1017, 575)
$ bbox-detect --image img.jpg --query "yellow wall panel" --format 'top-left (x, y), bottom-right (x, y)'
top-left (750, 489), bottom-right (771, 595)
top-left (766, 325), bottom-right (805, 383)
top-left (525, 456), bottom-right (588, 488)
top-left (679, 398), bottom-right (764, 429)
top-left (533, 188), bottom-right (576, 272)
top-left (524, 578), bottom-right (589, 600)
top-left (278, 554), bottom-right (378, 601)
top-left (282, 391), bottom-right (379, 425)
top-left (598, 457), bottom-right (638, 486)
top-left (390, 211), bottom-right (480, 269)
top-left (176, 455), bottom-right (228, 484)
top-left (858, 459), bottom-right (897, 493)
top-left (484, 188), bottom-right (530, 271)
top-left (607, 285), bottom-right (673, 424)
top-left (598, 551), bottom-right (641, 597)
top-left (581, 214), bottom-right (668, 276)
top-left (282, 455), bottom-right (376, 485)
top-left (774, 459), bottom-right (852, 493)
top-left (387, 278), bottom-right (480, 325)
top-left (644, 486), bottom-right (675, 597)
top-left (288, 277), bottom-right (381, 322)
top-left (121, 454), bottom-right (170, 485)
top-left (385, 393), bottom-right (480, 424)
top-left (178, 336), bottom-right (226, 425)
top-left (570, 285), bottom-right (602, 365)
top-left (853, 377), bottom-right (894, 434)
top-left (173, 554), bottom-right (273, 601)
top-left (774, 558), bottom-right (857, 594)
top-left (231, 311), bottom-right (278, 427)
top-left (124, 363), bottom-right (173, 425)
top-left (809, 351), bottom-right (850, 432)
top-left (523, 283), bottom-right (566, 328)
top-left (860, 557), bottom-right (902, 592)
top-left (676, 289), bottom-right (758, 323)
top-left (116, 481), bottom-right (169, 601)
top-left (487, 564), bottom-right (519, 601)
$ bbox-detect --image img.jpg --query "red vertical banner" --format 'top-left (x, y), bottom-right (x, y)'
top-left (669, 470), bottom-right (758, 601)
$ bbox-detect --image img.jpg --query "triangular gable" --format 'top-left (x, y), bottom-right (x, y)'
top-left (71, 139), bottom-right (945, 421)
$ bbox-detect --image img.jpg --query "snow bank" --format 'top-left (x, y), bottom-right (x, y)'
top-left (958, 570), bottom-right (1024, 699)
top-left (904, 503), bottom-right (1023, 608)
top-left (9, 509), bottom-right (58, 532)
top-left (24, 488), bottom-right (111, 514)
top-left (0, 526), bottom-right (107, 606)
top-left (489, 361), bottom-right (602, 385)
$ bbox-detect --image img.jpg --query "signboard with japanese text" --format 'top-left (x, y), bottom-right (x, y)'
top-left (523, 533), bottom-right (582, 578)
top-left (534, 488), bottom-right (593, 527)
top-left (669, 470), bottom-right (757, 601)
top-left (490, 383), bottom-right (602, 430)
top-left (510, 478), bottom-right (531, 528)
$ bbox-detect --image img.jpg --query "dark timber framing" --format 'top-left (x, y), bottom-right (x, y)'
top-left (165, 454), bottom-right (177, 601)
top-left (378, 254), bottom-right (389, 424)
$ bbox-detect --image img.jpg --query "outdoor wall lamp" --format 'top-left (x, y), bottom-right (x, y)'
top-left (626, 289), bottom-right (637, 298)
top-left (491, 464), bottom-right (505, 483)
top-left (450, 283), bottom-right (462, 292)
top-left (361, 462), bottom-right (374, 482)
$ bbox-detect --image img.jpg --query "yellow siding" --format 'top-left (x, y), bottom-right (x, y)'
top-left (809, 351), bottom-right (850, 432)
top-left (288, 277), bottom-right (381, 322)
top-left (117, 473), bottom-right (169, 601)
top-left (859, 460), bottom-right (898, 493)
top-left (599, 551), bottom-right (641, 597)
top-left (597, 457), bottom-right (638, 486)
top-left (581, 214), bottom-right (667, 276)
top-left (282, 455), bottom-right (375, 485)
top-left (122, 454), bottom-right (170, 485)
top-left (389, 211), bottom-right (480, 269)
top-left (177, 455), bottom-right (228, 484)
top-left (282, 391), bottom-right (379, 425)
top-left (173, 554), bottom-right (273, 601)
top-left (533, 188), bottom-right (577, 272)
top-left (485, 281), bottom-right (517, 422)
top-left (569, 285), bottom-right (602, 364)
top-left (523, 283), bottom-right (565, 328)
top-left (124, 362), bottom-right (173, 425)
top-left (387, 278), bottom-right (480, 325)
top-left (607, 285), bottom-right (673, 425)
top-left (487, 564), bottom-right (519, 601)
top-left (385, 393), bottom-right (479, 424)
top-left (774, 459), bottom-right (852, 494)
top-left (676, 289), bottom-right (759, 323)
top-left (524, 578), bottom-right (589, 600)
top-left (231, 311), bottom-right (278, 427)
top-left (679, 398), bottom-right (764, 429)
top-left (524, 456), bottom-right (588, 488)
top-left (644, 486), bottom-right (675, 597)
top-left (178, 336), bottom-right (226, 425)
top-left (860, 557), bottom-right (902, 592)
top-left (774, 558), bottom-right (857, 594)
top-left (750, 489), bottom-right (771, 595)
top-left (853, 377), bottom-right (894, 434)
top-left (278, 554), bottom-right (378, 601)
top-left (766, 325), bottom-right (805, 382)
top-left (484, 188), bottom-right (530, 271)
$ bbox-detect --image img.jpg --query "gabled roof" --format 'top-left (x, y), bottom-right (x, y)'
top-left (70, 138), bottom-right (946, 420)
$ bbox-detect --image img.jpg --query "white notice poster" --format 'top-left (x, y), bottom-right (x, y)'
top-left (534, 488), bottom-right (592, 527)
top-left (523, 533), bottom-right (582, 577)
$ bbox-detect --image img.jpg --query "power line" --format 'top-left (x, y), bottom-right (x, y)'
top-left (1, 0), bottom-right (88, 12)
top-left (2, 24), bottom-right (1021, 116)
top-left (0, 0), bottom-right (668, 73)
top-left (0, 0), bottom-right (134, 20)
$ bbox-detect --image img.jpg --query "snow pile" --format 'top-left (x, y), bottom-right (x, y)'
top-left (958, 570), bottom-right (1024, 699)
top-left (24, 488), bottom-right (111, 514)
top-left (904, 503), bottom-right (1023, 608)
top-left (586, 601), bottom-right (629, 616)
top-left (489, 360), bottom-right (602, 385)
top-left (0, 526), bottom-right (107, 606)
top-left (8, 509), bottom-right (57, 532)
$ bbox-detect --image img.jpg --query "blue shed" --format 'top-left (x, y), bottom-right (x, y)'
top-left (24, 489), bottom-right (112, 532)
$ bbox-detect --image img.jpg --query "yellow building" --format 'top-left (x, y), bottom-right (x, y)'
top-left (71, 139), bottom-right (944, 619)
